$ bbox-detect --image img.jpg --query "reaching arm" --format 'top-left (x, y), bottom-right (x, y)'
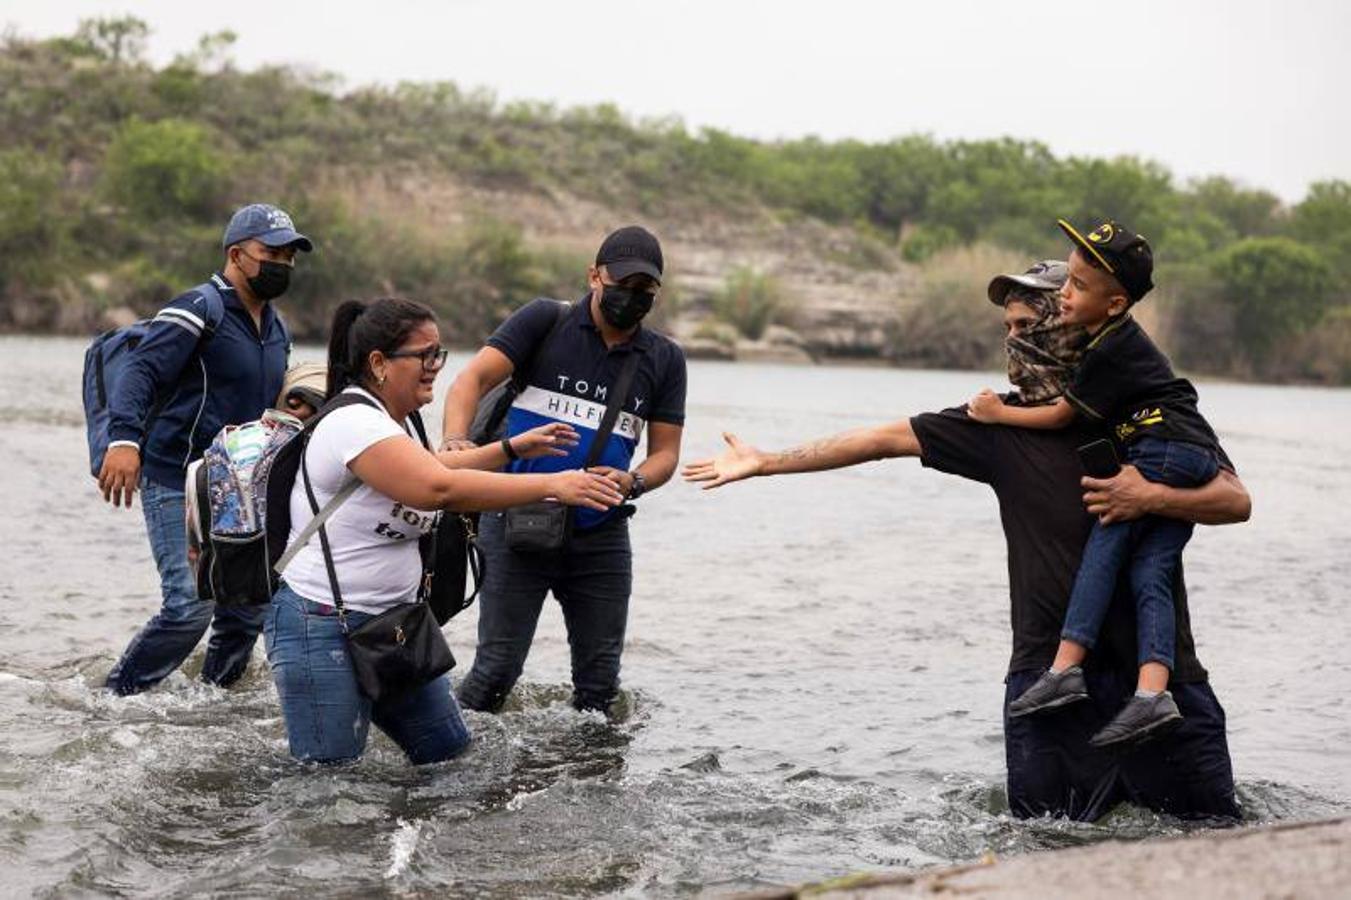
top-left (682, 419), bottom-right (919, 490)
top-left (967, 390), bottom-right (1075, 429)
top-left (349, 434), bottom-right (624, 512)
top-left (1082, 466), bottom-right (1252, 526)
top-left (436, 422), bottom-right (579, 470)
top-left (440, 346), bottom-right (514, 448)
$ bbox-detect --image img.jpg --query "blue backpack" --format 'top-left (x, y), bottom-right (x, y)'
top-left (82, 283), bottom-right (226, 477)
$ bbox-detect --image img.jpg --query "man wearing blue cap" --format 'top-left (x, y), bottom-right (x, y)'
top-left (100, 203), bottom-right (313, 695)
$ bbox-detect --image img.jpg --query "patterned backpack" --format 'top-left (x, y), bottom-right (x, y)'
top-left (189, 409), bottom-right (306, 605)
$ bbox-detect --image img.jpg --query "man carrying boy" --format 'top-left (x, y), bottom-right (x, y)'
top-left (683, 254), bottom-right (1249, 822)
top-left (968, 220), bottom-right (1229, 747)
top-left (99, 203), bottom-right (312, 695)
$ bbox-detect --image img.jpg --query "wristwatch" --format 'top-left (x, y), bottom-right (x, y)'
top-left (626, 471), bottom-right (647, 500)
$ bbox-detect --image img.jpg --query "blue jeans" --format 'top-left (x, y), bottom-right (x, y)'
top-left (1062, 438), bottom-right (1220, 670)
top-left (457, 511), bottom-right (632, 714)
top-left (1005, 667), bottom-right (1240, 822)
top-left (264, 583), bottom-right (472, 764)
top-left (106, 478), bottom-right (265, 695)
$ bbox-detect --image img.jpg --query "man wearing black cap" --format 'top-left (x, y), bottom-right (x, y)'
top-left (684, 243), bottom-right (1249, 822)
top-left (441, 225), bottom-right (687, 714)
top-left (100, 203), bottom-right (312, 695)
top-left (967, 220), bottom-right (1230, 747)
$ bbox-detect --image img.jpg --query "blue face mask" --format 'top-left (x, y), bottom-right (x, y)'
top-left (599, 284), bottom-right (655, 330)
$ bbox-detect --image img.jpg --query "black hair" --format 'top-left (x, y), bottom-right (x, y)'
top-left (1072, 245), bottom-right (1106, 271)
top-left (1070, 247), bottom-right (1134, 307)
top-left (325, 297), bottom-right (436, 398)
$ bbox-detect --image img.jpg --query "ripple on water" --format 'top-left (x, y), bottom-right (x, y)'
top-left (3, 343), bottom-right (1349, 895)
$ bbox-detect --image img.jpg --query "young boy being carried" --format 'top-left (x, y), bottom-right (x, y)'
top-left (967, 218), bottom-right (1227, 747)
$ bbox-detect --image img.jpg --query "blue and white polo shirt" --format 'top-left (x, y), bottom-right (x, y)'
top-left (488, 297), bottom-right (687, 529)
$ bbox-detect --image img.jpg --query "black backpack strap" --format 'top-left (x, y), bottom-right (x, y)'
top-left (291, 390), bottom-right (384, 629)
top-left (512, 299), bottom-right (573, 393)
top-left (299, 450), bottom-right (348, 630)
top-left (408, 410), bottom-right (432, 450)
top-left (583, 349), bottom-right (642, 470)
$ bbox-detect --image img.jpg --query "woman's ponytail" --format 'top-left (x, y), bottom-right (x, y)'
top-left (324, 297), bottom-right (435, 400)
top-left (326, 300), bottom-right (368, 399)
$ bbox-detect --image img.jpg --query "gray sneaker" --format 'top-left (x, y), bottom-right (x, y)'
top-left (1089, 691), bottom-right (1183, 748)
top-left (1008, 666), bottom-right (1089, 718)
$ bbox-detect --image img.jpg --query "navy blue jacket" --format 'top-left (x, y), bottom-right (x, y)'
top-left (108, 272), bottom-right (291, 488)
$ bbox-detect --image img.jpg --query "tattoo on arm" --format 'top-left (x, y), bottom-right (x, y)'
top-left (769, 433), bottom-right (865, 473)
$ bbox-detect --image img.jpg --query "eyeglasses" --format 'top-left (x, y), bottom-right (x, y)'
top-left (386, 345), bottom-right (449, 372)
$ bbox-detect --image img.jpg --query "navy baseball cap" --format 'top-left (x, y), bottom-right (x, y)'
top-left (596, 225), bottom-right (663, 284)
top-left (222, 204), bottom-right (314, 252)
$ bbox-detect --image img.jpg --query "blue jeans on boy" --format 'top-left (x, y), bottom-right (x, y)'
top-left (457, 510), bottom-right (633, 714)
top-left (105, 478), bottom-right (265, 695)
top-left (265, 583), bottom-right (472, 764)
top-left (1062, 437), bottom-right (1220, 670)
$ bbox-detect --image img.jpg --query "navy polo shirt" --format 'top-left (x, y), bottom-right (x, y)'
top-left (487, 297), bottom-right (687, 529)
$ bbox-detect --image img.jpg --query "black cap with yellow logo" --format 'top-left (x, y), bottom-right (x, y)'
top-left (1057, 218), bottom-right (1154, 302)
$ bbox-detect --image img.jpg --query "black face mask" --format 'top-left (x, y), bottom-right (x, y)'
top-left (599, 284), bottom-right (655, 330)
top-left (239, 252), bottom-right (292, 301)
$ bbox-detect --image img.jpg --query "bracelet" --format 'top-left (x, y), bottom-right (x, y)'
top-left (500, 437), bottom-right (519, 461)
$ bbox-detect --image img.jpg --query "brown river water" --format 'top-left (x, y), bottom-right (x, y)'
top-left (1, 336), bottom-right (1348, 896)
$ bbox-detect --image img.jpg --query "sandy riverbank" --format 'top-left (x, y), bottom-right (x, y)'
top-left (740, 816), bottom-right (1350, 900)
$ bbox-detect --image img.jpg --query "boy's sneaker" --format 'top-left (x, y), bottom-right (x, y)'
top-left (1008, 666), bottom-right (1089, 718)
top-left (1089, 691), bottom-right (1183, 748)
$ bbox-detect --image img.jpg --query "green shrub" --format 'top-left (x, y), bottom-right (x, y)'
top-left (712, 267), bottom-right (792, 340)
top-left (1209, 237), bottom-right (1338, 361)
top-left (100, 118), bottom-right (228, 221)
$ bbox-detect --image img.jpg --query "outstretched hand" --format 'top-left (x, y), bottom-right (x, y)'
top-left (681, 432), bottom-right (764, 490)
top-left (512, 422), bottom-right (580, 459)
top-left (550, 470), bottom-right (626, 511)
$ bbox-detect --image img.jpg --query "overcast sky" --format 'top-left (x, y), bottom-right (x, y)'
top-left (5, 0), bottom-right (1347, 202)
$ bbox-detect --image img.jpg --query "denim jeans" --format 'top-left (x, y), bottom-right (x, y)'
top-left (1062, 438), bottom-right (1220, 669)
top-left (457, 511), bottom-right (632, 714)
top-left (1005, 667), bottom-right (1240, 822)
top-left (105, 477), bottom-right (266, 695)
top-left (264, 583), bottom-right (472, 764)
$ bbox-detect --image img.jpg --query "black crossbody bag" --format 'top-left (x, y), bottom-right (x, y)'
top-left (503, 348), bottom-right (641, 552)
top-left (408, 411), bottom-right (485, 625)
top-left (299, 432), bottom-right (454, 704)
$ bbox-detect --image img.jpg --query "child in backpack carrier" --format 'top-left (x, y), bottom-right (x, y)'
top-left (187, 364), bottom-right (327, 567)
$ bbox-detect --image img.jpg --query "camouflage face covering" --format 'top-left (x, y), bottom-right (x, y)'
top-left (1003, 287), bottom-right (1088, 406)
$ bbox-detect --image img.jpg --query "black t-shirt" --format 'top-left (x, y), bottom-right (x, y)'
top-left (910, 407), bottom-right (1210, 682)
top-left (1065, 315), bottom-right (1220, 451)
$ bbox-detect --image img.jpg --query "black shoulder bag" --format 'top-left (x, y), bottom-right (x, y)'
top-left (408, 411), bottom-right (485, 625)
top-left (503, 347), bottom-right (641, 552)
top-left (298, 410), bottom-right (454, 704)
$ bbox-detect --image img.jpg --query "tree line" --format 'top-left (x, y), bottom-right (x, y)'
top-left (1, 18), bottom-right (1347, 383)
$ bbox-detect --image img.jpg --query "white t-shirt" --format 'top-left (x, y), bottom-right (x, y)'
top-left (282, 387), bottom-right (437, 614)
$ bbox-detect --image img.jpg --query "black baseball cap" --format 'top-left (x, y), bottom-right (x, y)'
top-left (596, 225), bottom-right (663, 284)
top-left (1057, 218), bottom-right (1154, 302)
